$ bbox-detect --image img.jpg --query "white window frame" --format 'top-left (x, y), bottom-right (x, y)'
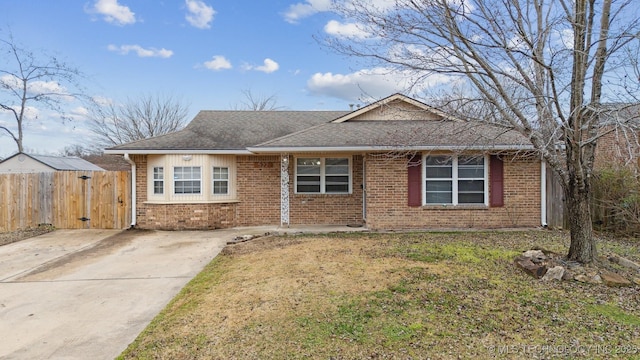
top-left (173, 166), bottom-right (202, 195)
top-left (153, 166), bottom-right (164, 195)
top-left (295, 157), bottom-right (352, 194)
top-left (423, 154), bottom-right (488, 206)
top-left (212, 166), bottom-right (229, 195)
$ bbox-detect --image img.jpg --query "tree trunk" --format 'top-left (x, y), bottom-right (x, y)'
top-left (565, 182), bottom-right (596, 263)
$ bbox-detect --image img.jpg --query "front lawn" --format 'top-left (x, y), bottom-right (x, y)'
top-left (118, 230), bottom-right (640, 359)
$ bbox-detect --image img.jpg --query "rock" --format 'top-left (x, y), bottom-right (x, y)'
top-left (608, 254), bottom-right (640, 272)
top-left (241, 234), bottom-right (254, 241)
top-left (574, 274), bottom-right (602, 284)
top-left (601, 271), bottom-right (632, 287)
top-left (562, 269), bottom-right (574, 281)
top-left (515, 256), bottom-right (547, 279)
top-left (542, 266), bottom-right (565, 281)
top-left (574, 274), bottom-right (589, 283)
top-left (522, 250), bottom-right (547, 264)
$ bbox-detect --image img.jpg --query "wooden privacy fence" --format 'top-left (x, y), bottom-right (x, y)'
top-left (0, 171), bottom-right (131, 231)
top-left (545, 164), bottom-right (567, 229)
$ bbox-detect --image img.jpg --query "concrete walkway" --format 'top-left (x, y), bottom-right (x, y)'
top-left (0, 225), bottom-right (364, 360)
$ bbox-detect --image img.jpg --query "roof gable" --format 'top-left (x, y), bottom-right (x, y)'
top-left (332, 93), bottom-right (456, 123)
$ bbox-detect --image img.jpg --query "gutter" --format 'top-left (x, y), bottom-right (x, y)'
top-left (104, 149), bottom-right (252, 155)
top-left (124, 153), bottom-right (137, 228)
top-left (247, 144), bottom-right (536, 153)
top-left (540, 159), bottom-right (547, 227)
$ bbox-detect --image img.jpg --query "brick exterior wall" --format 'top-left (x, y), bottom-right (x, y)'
top-left (289, 155), bottom-right (364, 225)
top-left (364, 154), bottom-right (541, 229)
top-left (236, 155), bottom-right (281, 226)
top-left (594, 127), bottom-right (640, 170)
top-left (130, 153), bottom-right (540, 230)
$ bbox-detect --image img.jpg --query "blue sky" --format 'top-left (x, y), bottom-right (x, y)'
top-left (1, 0), bottom-right (410, 157)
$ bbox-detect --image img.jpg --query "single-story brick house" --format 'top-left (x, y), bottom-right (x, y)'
top-left (105, 94), bottom-right (547, 230)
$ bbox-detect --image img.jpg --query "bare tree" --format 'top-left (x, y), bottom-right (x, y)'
top-left (325, 0), bottom-right (640, 263)
top-left (89, 93), bottom-right (190, 147)
top-left (59, 144), bottom-right (102, 157)
top-left (0, 33), bottom-right (88, 153)
top-left (233, 88), bottom-right (284, 111)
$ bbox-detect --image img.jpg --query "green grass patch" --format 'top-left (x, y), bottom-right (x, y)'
top-left (588, 304), bottom-right (640, 326)
top-left (118, 230), bottom-right (640, 360)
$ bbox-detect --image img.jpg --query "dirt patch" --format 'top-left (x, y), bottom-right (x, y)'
top-left (17, 229), bottom-right (150, 281)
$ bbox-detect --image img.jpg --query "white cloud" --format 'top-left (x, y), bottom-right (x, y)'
top-left (324, 20), bottom-right (371, 39)
top-left (283, 0), bottom-right (332, 24)
top-left (87, 0), bottom-right (136, 26)
top-left (307, 67), bottom-right (455, 102)
top-left (185, 0), bottom-right (216, 29)
top-left (203, 55), bottom-right (232, 71)
top-left (1, 75), bottom-right (69, 96)
top-left (255, 58), bottom-right (280, 73)
top-left (29, 81), bottom-right (68, 94)
top-left (107, 44), bottom-right (173, 58)
top-left (244, 58), bottom-right (280, 73)
top-left (558, 28), bottom-right (574, 49)
top-left (0, 74), bottom-right (21, 90)
top-left (91, 96), bottom-right (114, 106)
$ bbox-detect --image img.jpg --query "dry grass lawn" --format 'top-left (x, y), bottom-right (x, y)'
top-left (118, 230), bottom-right (640, 359)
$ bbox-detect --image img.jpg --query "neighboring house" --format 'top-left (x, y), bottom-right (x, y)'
top-left (0, 152), bottom-right (105, 174)
top-left (105, 94), bottom-right (546, 230)
top-left (83, 154), bottom-right (132, 171)
top-left (593, 103), bottom-right (640, 170)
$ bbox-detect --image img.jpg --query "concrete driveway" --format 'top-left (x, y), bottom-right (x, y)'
top-left (0, 227), bottom-right (273, 360)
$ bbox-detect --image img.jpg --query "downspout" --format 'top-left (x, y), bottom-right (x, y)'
top-left (540, 159), bottom-right (547, 227)
top-left (124, 153), bottom-right (137, 228)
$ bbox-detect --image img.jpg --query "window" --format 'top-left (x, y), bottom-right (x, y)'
top-left (424, 155), bottom-right (486, 205)
top-left (153, 167), bottom-right (164, 195)
top-left (174, 166), bottom-right (201, 194)
top-left (296, 157), bottom-right (350, 194)
top-left (212, 167), bottom-right (229, 195)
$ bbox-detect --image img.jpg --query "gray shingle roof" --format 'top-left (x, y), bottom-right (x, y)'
top-left (106, 110), bottom-right (348, 152)
top-left (250, 120), bottom-right (532, 151)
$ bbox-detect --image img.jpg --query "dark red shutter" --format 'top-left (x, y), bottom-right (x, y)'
top-left (490, 155), bottom-right (504, 207)
top-left (408, 155), bottom-right (422, 207)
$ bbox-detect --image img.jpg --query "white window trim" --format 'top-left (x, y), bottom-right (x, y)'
top-left (153, 166), bottom-right (164, 195)
top-left (294, 156), bottom-right (352, 194)
top-left (212, 166), bottom-right (229, 195)
top-left (422, 154), bottom-right (488, 206)
top-left (173, 166), bottom-right (202, 195)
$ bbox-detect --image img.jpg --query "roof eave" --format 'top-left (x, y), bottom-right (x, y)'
top-left (104, 149), bottom-right (254, 155)
top-left (247, 145), bottom-right (536, 153)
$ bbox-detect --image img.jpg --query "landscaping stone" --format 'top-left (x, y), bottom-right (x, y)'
top-left (514, 256), bottom-right (547, 279)
top-left (515, 248), bottom-right (639, 287)
top-left (601, 271), bottom-right (632, 287)
top-left (542, 266), bottom-right (565, 281)
top-left (574, 274), bottom-right (589, 283)
top-left (562, 268), bottom-right (574, 281)
top-left (608, 254), bottom-right (640, 272)
top-left (522, 249), bottom-right (547, 264)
